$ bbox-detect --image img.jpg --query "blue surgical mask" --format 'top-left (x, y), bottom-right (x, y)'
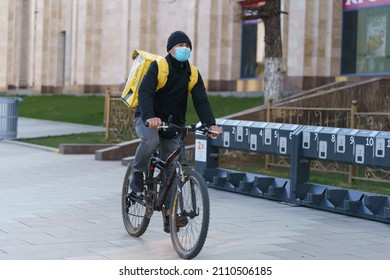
top-left (174, 47), bottom-right (191, 62)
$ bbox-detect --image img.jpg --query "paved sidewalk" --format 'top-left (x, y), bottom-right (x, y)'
top-left (16, 117), bottom-right (105, 139)
top-left (1, 137), bottom-right (390, 260)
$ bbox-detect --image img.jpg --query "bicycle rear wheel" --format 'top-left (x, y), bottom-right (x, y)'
top-left (170, 169), bottom-right (210, 259)
top-left (121, 167), bottom-right (151, 237)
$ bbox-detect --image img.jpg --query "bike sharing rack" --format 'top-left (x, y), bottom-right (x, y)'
top-left (194, 118), bottom-right (390, 224)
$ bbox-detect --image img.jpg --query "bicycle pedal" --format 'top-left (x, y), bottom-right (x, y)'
top-left (163, 224), bottom-right (182, 233)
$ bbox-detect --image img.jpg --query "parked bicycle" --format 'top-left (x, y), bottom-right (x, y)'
top-left (121, 119), bottom-right (218, 259)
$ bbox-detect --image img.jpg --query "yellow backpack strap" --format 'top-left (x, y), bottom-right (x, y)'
top-left (188, 64), bottom-right (198, 95)
top-left (156, 58), bottom-right (169, 90)
top-left (156, 59), bottom-right (198, 94)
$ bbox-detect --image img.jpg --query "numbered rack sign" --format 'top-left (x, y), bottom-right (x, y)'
top-left (301, 126), bottom-right (323, 159)
top-left (373, 131), bottom-right (390, 169)
top-left (262, 123), bottom-right (283, 154)
top-left (317, 127), bottom-right (340, 161)
top-left (354, 130), bottom-right (379, 166)
top-left (248, 121), bottom-right (268, 152)
top-left (334, 128), bottom-right (359, 164)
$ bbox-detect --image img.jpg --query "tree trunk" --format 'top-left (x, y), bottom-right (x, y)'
top-left (264, 57), bottom-right (283, 102)
top-left (262, 0), bottom-right (283, 102)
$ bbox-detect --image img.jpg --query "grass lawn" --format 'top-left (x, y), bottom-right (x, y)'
top-left (16, 95), bottom-right (106, 126)
top-left (13, 94), bottom-right (263, 126)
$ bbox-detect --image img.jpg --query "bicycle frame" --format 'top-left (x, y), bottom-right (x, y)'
top-left (144, 128), bottom-right (188, 212)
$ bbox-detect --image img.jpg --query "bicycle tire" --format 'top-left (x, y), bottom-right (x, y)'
top-left (121, 167), bottom-right (151, 237)
top-left (170, 169), bottom-right (210, 259)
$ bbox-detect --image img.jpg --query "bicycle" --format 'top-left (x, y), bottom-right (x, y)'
top-left (121, 119), bottom-right (217, 259)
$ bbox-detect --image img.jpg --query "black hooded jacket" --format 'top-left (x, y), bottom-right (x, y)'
top-left (136, 54), bottom-right (216, 127)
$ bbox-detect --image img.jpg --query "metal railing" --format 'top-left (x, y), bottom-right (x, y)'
top-left (104, 89), bottom-right (136, 143)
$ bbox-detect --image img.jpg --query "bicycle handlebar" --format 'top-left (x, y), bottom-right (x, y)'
top-left (145, 118), bottom-right (218, 136)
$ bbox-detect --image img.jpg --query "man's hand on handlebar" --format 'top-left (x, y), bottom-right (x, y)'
top-left (208, 125), bottom-right (222, 137)
top-left (145, 117), bottom-right (162, 128)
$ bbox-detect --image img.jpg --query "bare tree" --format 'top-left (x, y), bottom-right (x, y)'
top-left (240, 0), bottom-right (287, 102)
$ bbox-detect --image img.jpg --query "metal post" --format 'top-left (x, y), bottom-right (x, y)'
top-left (194, 133), bottom-right (219, 175)
top-left (265, 99), bottom-right (273, 170)
top-left (105, 89), bottom-right (111, 141)
top-left (288, 126), bottom-right (310, 205)
top-left (348, 100), bottom-right (357, 185)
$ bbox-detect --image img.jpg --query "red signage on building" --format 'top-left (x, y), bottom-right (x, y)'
top-left (239, 0), bottom-right (266, 24)
top-left (239, 0), bottom-right (266, 9)
top-left (344, 0), bottom-right (390, 11)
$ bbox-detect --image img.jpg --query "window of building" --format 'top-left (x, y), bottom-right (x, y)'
top-left (241, 23), bottom-right (258, 78)
top-left (240, 21), bottom-right (265, 78)
top-left (342, 5), bottom-right (390, 75)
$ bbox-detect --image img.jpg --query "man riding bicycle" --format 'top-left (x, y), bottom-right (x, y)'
top-left (129, 30), bottom-right (222, 232)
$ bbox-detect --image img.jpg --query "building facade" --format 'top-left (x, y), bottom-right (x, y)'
top-left (1, 0), bottom-right (352, 94)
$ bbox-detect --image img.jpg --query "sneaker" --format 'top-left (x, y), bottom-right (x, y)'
top-left (163, 215), bottom-right (188, 233)
top-left (164, 220), bottom-right (170, 233)
top-left (129, 172), bottom-right (144, 193)
top-left (176, 215), bottom-right (189, 228)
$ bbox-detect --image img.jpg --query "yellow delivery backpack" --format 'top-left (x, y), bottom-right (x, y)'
top-left (121, 49), bottom-right (198, 108)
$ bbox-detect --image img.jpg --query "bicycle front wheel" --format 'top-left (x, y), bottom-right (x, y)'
top-left (170, 169), bottom-right (210, 259)
top-left (121, 167), bottom-right (151, 237)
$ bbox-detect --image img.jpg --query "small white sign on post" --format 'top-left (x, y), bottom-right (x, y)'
top-left (195, 139), bottom-right (207, 162)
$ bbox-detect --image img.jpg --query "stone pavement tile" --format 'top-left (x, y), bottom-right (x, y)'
top-left (0, 241), bottom-right (116, 260)
top-left (50, 229), bottom-right (128, 244)
top-left (0, 230), bottom-right (9, 239)
top-left (323, 230), bottom-right (390, 241)
top-left (87, 224), bottom-right (179, 260)
top-left (290, 233), bottom-right (379, 250)
top-left (0, 222), bottom-right (78, 240)
top-left (11, 216), bottom-right (52, 226)
top-left (65, 253), bottom-right (111, 260)
top-left (0, 237), bottom-right (32, 250)
top-left (276, 240), bottom-right (370, 260)
top-left (202, 244), bottom-right (281, 260)
top-left (0, 210), bottom-right (41, 224)
top-left (106, 240), bottom-right (179, 260)
top-left (0, 220), bottom-right (49, 235)
top-left (8, 232), bottom-right (58, 246)
top-left (265, 248), bottom-right (351, 260)
top-left (372, 237), bottom-right (390, 245)
top-left (357, 250), bottom-right (390, 260)
top-left (203, 237), bottom-right (286, 260)
top-left (30, 226), bottom-right (79, 239)
top-left (360, 243), bottom-right (390, 253)
top-left (71, 218), bottom-right (124, 233)
top-left (37, 210), bottom-right (102, 223)
top-left (85, 216), bottom-right (124, 228)
top-left (212, 218), bottom-right (313, 237)
top-left (297, 228), bottom-right (377, 242)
